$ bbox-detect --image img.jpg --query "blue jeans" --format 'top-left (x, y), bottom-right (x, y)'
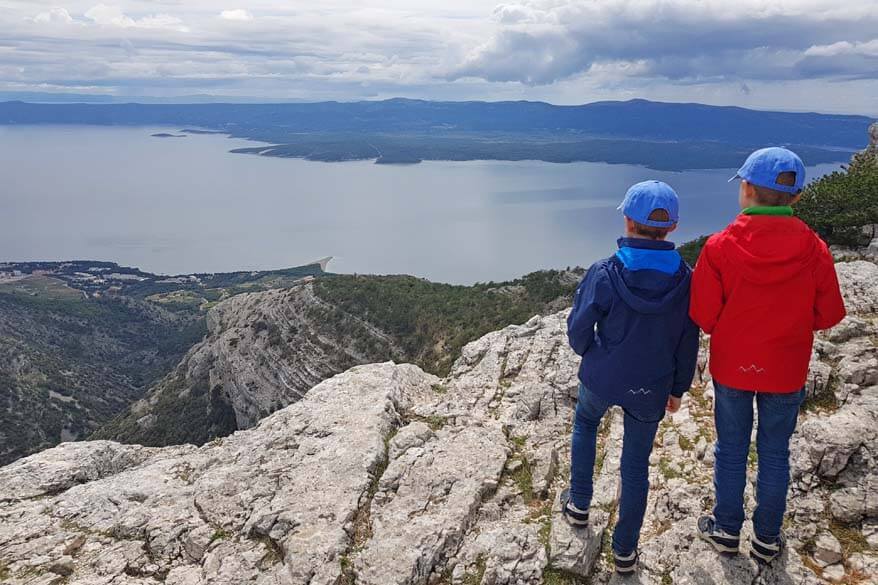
top-left (570, 384), bottom-right (663, 555)
top-left (712, 382), bottom-right (805, 540)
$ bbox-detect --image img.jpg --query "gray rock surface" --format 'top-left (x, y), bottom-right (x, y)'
top-left (1, 260), bottom-right (876, 584)
top-left (836, 261), bottom-right (878, 314)
top-left (98, 283), bottom-right (403, 445)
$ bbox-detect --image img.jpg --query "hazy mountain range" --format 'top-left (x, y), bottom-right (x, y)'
top-left (1, 98), bottom-right (873, 169)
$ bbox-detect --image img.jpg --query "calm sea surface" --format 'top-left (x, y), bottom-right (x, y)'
top-left (0, 126), bottom-right (841, 284)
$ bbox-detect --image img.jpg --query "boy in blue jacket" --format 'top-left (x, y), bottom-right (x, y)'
top-left (562, 181), bottom-right (700, 574)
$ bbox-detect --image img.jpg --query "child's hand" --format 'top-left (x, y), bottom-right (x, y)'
top-left (666, 396), bottom-right (682, 414)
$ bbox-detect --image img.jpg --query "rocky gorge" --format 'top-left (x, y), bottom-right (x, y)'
top-left (0, 253), bottom-right (876, 585)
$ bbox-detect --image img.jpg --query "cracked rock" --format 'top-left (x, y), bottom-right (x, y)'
top-left (813, 531), bottom-right (843, 567)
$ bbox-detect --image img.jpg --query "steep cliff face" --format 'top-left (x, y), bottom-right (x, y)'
top-left (1, 259), bottom-right (876, 585)
top-left (95, 271), bottom-right (581, 448)
top-left (94, 283), bottom-right (400, 447)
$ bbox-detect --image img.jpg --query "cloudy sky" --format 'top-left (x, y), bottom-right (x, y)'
top-left (2, 0), bottom-right (876, 113)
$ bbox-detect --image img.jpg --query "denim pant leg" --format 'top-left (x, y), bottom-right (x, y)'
top-left (753, 389), bottom-right (805, 541)
top-left (570, 384), bottom-right (610, 510)
top-left (712, 383), bottom-right (755, 536)
top-left (612, 408), bottom-right (662, 556)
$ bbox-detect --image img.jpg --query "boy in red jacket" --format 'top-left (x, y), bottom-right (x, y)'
top-left (690, 147), bottom-right (846, 564)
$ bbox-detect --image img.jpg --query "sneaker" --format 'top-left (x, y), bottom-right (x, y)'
top-left (559, 488), bottom-right (589, 527)
top-left (750, 533), bottom-right (785, 564)
top-left (696, 515), bottom-right (741, 554)
top-left (614, 549), bottom-right (638, 574)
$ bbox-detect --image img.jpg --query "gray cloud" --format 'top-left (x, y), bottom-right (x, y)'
top-left (450, 1), bottom-right (878, 85)
top-left (0, 1), bottom-right (875, 113)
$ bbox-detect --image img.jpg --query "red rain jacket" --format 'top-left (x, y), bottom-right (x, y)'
top-left (690, 214), bottom-right (846, 393)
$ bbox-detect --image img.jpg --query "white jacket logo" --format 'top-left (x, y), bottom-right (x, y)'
top-left (628, 388), bottom-right (652, 395)
top-left (739, 364), bottom-right (766, 374)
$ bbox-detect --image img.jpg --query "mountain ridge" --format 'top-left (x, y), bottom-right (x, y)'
top-left (1, 98), bottom-right (870, 146)
top-left (1, 99), bottom-right (872, 170)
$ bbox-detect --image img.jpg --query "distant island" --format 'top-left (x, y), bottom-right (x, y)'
top-left (1, 98), bottom-right (873, 171)
top-left (151, 132), bottom-right (187, 138)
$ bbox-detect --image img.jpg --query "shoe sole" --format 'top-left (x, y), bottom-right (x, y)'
top-left (750, 547), bottom-right (780, 564)
top-left (750, 551), bottom-right (777, 564)
top-left (562, 514), bottom-right (589, 527)
top-left (615, 564), bottom-right (637, 574)
top-left (697, 530), bottom-right (740, 554)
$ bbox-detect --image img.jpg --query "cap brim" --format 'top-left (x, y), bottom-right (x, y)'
top-left (728, 174), bottom-right (740, 183)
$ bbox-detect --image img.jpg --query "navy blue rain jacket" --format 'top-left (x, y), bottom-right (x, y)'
top-left (567, 238), bottom-right (700, 414)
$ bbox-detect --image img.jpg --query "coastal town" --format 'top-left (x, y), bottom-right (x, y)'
top-left (0, 259), bottom-right (329, 300)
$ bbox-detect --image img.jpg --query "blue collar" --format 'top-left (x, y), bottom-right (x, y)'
top-left (617, 237), bottom-right (675, 251)
top-left (615, 238), bottom-right (681, 274)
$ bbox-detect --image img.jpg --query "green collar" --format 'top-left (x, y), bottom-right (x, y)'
top-left (741, 206), bottom-right (794, 216)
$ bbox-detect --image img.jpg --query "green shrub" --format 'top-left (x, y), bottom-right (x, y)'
top-left (313, 270), bottom-right (580, 376)
top-left (795, 148), bottom-right (878, 246)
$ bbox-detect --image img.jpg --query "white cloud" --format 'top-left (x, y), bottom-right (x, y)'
top-left (220, 9), bottom-right (254, 22)
top-left (84, 4), bottom-right (135, 27)
top-left (805, 39), bottom-right (878, 58)
top-left (84, 4), bottom-right (188, 31)
top-left (33, 8), bottom-right (74, 24)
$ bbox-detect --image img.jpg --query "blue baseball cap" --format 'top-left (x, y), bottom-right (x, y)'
top-left (618, 180), bottom-right (679, 228)
top-left (730, 147), bottom-right (806, 194)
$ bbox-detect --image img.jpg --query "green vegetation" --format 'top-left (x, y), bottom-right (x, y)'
top-left (420, 415), bottom-right (447, 431)
top-left (461, 556), bottom-right (487, 585)
top-left (658, 457), bottom-right (683, 481)
top-left (210, 528), bottom-right (231, 544)
top-left (505, 435), bottom-right (535, 504)
top-left (535, 504), bottom-right (553, 549)
top-left (313, 269), bottom-right (580, 376)
top-left (677, 434), bottom-right (694, 452)
top-left (678, 236), bottom-right (709, 267)
top-left (0, 275), bottom-right (83, 301)
top-left (796, 148), bottom-right (878, 247)
top-left (94, 372), bottom-right (237, 448)
top-left (542, 568), bottom-right (588, 585)
top-left (0, 290), bottom-right (206, 465)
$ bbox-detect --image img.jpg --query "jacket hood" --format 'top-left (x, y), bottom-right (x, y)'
top-left (606, 251), bottom-right (691, 315)
top-left (716, 215), bottom-right (820, 285)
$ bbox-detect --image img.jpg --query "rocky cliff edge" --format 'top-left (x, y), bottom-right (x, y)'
top-left (1, 260), bottom-right (876, 585)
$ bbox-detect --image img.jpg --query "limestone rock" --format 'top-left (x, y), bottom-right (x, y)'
top-left (0, 363), bottom-right (438, 585)
top-left (452, 520), bottom-right (547, 585)
top-left (836, 261), bottom-right (878, 315)
top-left (354, 425), bottom-right (508, 585)
top-left (548, 497), bottom-right (607, 577)
top-left (822, 564), bottom-right (846, 582)
top-left (825, 316), bottom-right (874, 343)
top-left (813, 531), bottom-right (843, 567)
